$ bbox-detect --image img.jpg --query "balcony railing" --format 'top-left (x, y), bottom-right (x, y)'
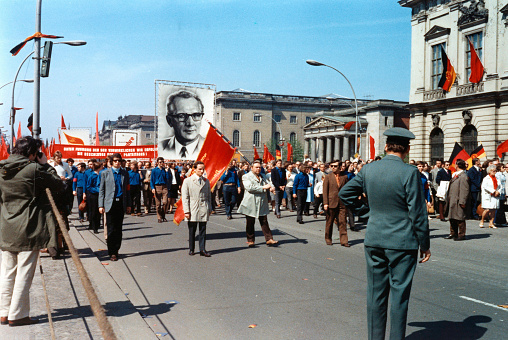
top-left (423, 89), bottom-right (446, 101)
top-left (456, 82), bottom-right (484, 96)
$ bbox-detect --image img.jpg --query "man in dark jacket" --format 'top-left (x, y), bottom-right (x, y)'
top-left (0, 137), bottom-right (63, 326)
top-left (270, 160), bottom-right (287, 218)
top-left (467, 158), bottom-right (482, 219)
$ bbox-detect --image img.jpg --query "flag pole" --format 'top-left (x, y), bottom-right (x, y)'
top-left (207, 122), bottom-right (251, 165)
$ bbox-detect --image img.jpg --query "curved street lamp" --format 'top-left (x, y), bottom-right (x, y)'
top-left (306, 59), bottom-right (360, 158)
top-left (0, 79), bottom-right (34, 91)
top-left (11, 40), bottom-right (86, 142)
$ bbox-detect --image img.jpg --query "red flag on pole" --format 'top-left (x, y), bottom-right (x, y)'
top-left (497, 139), bottom-right (508, 158)
top-left (96, 112), bottom-right (100, 146)
top-left (173, 125), bottom-right (236, 225)
top-left (253, 146), bottom-right (260, 160)
top-left (263, 144), bottom-right (275, 163)
top-left (369, 135), bottom-right (375, 160)
top-left (468, 39), bottom-right (484, 84)
top-left (17, 122), bottom-right (22, 140)
top-left (275, 144), bottom-right (282, 160)
top-left (61, 115), bottom-right (66, 130)
top-left (287, 142), bottom-right (293, 162)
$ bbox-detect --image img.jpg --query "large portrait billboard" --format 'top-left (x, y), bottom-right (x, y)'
top-left (157, 83), bottom-right (214, 160)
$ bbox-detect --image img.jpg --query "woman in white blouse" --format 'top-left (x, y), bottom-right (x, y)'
top-left (480, 165), bottom-right (500, 228)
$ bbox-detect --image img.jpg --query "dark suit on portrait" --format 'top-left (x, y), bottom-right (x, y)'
top-left (159, 135), bottom-right (205, 160)
top-left (322, 172), bottom-right (348, 245)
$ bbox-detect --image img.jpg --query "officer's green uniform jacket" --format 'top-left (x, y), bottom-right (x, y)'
top-left (339, 154), bottom-right (430, 251)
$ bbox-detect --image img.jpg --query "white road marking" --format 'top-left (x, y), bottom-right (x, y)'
top-left (459, 296), bottom-right (508, 312)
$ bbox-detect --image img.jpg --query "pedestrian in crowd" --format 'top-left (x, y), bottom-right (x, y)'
top-left (322, 160), bottom-right (349, 246)
top-left (180, 166), bottom-right (188, 187)
top-left (73, 162), bottom-right (87, 222)
top-left (99, 153), bottom-right (131, 261)
top-left (238, 160), bottom-right (278, 247)
top-left (340, 127), bottom-right (431, 340)
top-left (0, 136), bottom-right (64, 326)
top-left (285, 163), bottom-right (296, 212)
top-left (67, 158), bottom-right (78, 208)
top-left (86, 160), bottom-right (102, 234)
top-left (436, 161), bottom-right (452, 221)
top-left (344, 162), bottom-right (357, 231)
top-left (237, 162), bottom-right (249, 207)
top-left (293, 165), bottom-right (310, 224)
top-left (430, 160), bottom-right (442, 216)
top-left (445, 159), bottom-right (470, 241)
top-left (167, 163), bottom-right (180, 214)
top-left (220, 161), bottom-right (241, 220)
top-left (417, 161), bottom-right (432, 215)
top-left (467, 158), bottom-right (482, 220)
top-left (271, 159), bottom-right (286, 219)
top-left (305, 161), bottom-right (315, 215)
top-left (151, 157), bottom-right (172, 223)
top-left (84, 158), bottom-right (97, 221)
top-left (51, 150), bottom-right (73, 210)
top-left (494, 163), bottom-right (507, 226)
top-left (313, 175), bottom-right (323, 218)
top-left (129, 161), bottom-right (143, 216)
top-left (181, 161), bottom-right (211, 257)
top-left (142, 161), bottom-right (153, 215)
top-left (480, 165), bottom-right (500, 229)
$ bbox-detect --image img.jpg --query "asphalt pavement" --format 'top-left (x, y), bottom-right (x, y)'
top-left (1, 206), bottom-right (507, 339)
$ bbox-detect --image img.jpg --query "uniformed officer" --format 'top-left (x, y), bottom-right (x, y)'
top-left (339, 127), bottom-right (431, 340)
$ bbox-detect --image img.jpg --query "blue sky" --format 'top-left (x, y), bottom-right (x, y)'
top-left (0, 0), bottom-right (412, 142)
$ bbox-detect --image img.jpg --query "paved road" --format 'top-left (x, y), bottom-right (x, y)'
top-left (72, 206), bottom-right (507, 340)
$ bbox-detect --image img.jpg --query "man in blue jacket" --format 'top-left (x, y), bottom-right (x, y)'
top-left (340, 127), bottom-right (431, 340)
top-left (467, 158), bottom-right (482, 219)
top-left (150, 157), bottom-right (172, 223)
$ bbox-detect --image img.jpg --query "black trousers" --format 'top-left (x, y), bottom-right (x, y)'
top-left (313, 195), bottom-right (323, 216)
top-left (296, 189), bottom-right (307, 222)
top-left (223, 185), bottom-right (237, 217)
top-left (76, 187), bottom-right (84, 220)
top-left (274, 190), bottom-right (284, 216)
top-left (88, 193), bottom-right (100, 232)
top-left (131, 185), bottom-right (141, 214)
top-left (188, 222), bottom-right (207, 252)
top-left (106, 199), bottom-right (124, 256)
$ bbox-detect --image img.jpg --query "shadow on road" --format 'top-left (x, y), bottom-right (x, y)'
top-left (123, 232), bottom-right (172, 241)
top-left (406, 315), bottom-right (491, 340)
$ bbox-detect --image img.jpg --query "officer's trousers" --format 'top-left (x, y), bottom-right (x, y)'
top-left (364, 246), bottom-right (417, 340)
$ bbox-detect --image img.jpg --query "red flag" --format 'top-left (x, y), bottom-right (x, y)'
top-left (61, 115), bottom-right (66, 130)
top-left (49, 138), bottom-right (55, 157)
top-left (448, 142), bottom-right (469, 172)
top-left (253, 146), bottom-right (260, 160)
top-left (173, 125), bottom-right (236, 225)
top-left (275, 144), bottom-right (282, 160)
top-left (10, 32), bottom-right (63, 56)
top-left (287, 142), bottom-right (293, 162)
top-left (438, 46), bottom-right (457, 92)
top-left (96, 112), bottom-right (100, 146)
top-left (0, 135), bottom-right (9, 160)
top-left (343, 121), bottom-right (355, 130)
top-left (62, 132), bottom-right (85, 145)
top-left (468, 39), bottom-right (484, 84)
top-left (17, 122), bottom-right (22, 140)
top-left (497, 140), bottom-right (508, 158)
top-left (263, 144), bottom-right (275, 163)
top-left (40, 142), bottom-right (48, 159)
top-left (369, 135), bottom-right (375, 159)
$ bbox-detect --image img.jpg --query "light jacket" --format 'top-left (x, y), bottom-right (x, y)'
top-left (181, 173), bottom-right (211, 222)
top-left (238, 171), bottom-right (271, 218)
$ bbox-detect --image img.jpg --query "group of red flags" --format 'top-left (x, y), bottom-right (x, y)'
top-left (253, 143), bottom-right (293, 164)
top-left (439, 39), bottom-right (484, 92)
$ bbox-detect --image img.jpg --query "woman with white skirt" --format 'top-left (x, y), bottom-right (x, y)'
top-left (480, 165), bottom-right (500, 228)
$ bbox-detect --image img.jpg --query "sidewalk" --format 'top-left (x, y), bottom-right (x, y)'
top-left (0, 212), bottom-right (156, 340)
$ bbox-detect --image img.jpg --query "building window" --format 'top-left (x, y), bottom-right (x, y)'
top-left (253, 130), bottom-right (260, 147)
top-left (461, 125), bottom-right (478, 155)
top-left (290, 132), bottom-right (297, 143)
top-left (233, 130), bottom-right (240, 147)
top-left (253, 113), bottom-right (261, 122)
top-left (466, 32), bottom-right (483, 83)
top-left (274, 114), bottom-right (281, 123)
top-left (233, 112), bottom-right (241, 121)
top-left (290, 115), bottom-right (297, 124)
top-left (306, 116), bottom-right (312, 124)
top-left (431, 43), bottom-right (446, 90)
top-left (145, 133), bottom-right (151, 138)
top-left (430, 128), bottom-right (444, 164)
top-left (274, 132), bottom-right (280, 143)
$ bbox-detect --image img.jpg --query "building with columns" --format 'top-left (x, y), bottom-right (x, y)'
top-left (399, 0), bottom-right (508, 163)
top-left (303, 100), bottom-right (410, 162)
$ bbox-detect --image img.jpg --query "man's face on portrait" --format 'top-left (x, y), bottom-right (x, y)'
top-left (167, 96), bottom-right (203, 145)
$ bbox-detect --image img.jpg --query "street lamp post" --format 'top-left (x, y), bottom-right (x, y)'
top-left (306, 59), bottom-right (360, 158)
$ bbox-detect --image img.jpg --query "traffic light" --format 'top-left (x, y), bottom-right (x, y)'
top-left (41, 41), bottom-right (53, 77)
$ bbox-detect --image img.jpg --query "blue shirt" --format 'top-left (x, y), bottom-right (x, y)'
top-left (129, 170), bottom-right (141, 186)
top-left (112, 167), bottom-right (123, 198)
top-left (84, 168), bottom-right (94, 192)
top-left (220, 168), bottom-right (241, 187)
top-left (86, 172), bottom-right (100, 194)
top-left (150, 167), bottom-right (171, 189)
top-left (70, 165), bottom-right (78, 177)
top-left (73, 171), bottom-right (87, 190)
top-left (420, 173), bottom-right (431, 203)
top-left (293, 172), bottom-right (309, 194)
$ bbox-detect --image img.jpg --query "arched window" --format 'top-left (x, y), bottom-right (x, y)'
top-left (461, 125), bottom-right (477, 155)
top-left (290, 132), bottom-right (297, 143)
top-left (253, 130), bottom-right (260, 147)
top-left (233, 130), bottom-right (240, 147)
top-left (274, 132), bottom-right (280, 143)
top-left (430, 128), bottom-right (444, 164)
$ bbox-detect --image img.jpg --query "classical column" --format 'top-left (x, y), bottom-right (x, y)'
top-left (343, 135), bottom-right (349, 161)
top-left (326, 136), bottom-right (333, 163)
top-left (310, 138), bottom-right (316, 161)
top-left (334, 136), bottom-right (340, 160)
top-left (304, 139), bottom-right (310, 157)
top-left (318, 138), bottom-right (325, 162)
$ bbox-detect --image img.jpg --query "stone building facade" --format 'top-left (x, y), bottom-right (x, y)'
top-left (399, 0), bottom-right (508, 163)
top-left (99, 115), bottom-right (157, 146)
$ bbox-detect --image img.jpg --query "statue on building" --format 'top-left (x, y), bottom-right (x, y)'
top-left (458, 0), bottom-right (488, 26)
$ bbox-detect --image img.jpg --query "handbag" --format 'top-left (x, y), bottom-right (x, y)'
top-left (78, 198), bottom-right (87, 212)
top-left (476, 204), bottom-right (484, 217)
top-left (427, 205), bottom-right (435, 214)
